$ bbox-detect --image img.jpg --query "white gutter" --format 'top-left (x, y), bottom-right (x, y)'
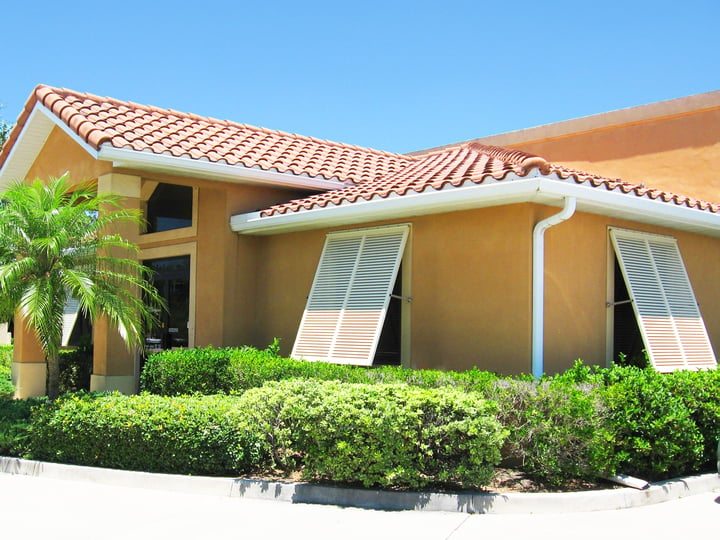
top-left (531, 196), bottom-right (576, 379)
top-left (230, 175), bottom-right (720, 238)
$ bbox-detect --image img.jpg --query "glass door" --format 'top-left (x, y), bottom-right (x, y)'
top-left (144, 255), bottom-right (191, 351)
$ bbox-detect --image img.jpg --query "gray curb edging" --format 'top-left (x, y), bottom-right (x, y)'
top-left (1, 456), bottom-right (718, 514)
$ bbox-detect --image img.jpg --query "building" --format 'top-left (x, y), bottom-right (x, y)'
top-left (1, 85), bottom-right (718, 398)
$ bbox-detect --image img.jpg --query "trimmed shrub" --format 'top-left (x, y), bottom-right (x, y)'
top-left (141, 345), bottom-right (501, 396)
top-left (662, 368), bottom-right (720, 469)
top-left (237, 379), bottom-right (506, 489)
top-left (28, 393), bottom-right (261, 476)
top-left (599, 366), bottom-right (704, 480)
top-left (488, 376), bottom-right (614, 486)
top-left (140, 347), bottom-right (236, 395)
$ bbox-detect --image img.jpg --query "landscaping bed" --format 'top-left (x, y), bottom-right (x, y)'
top-left (2, 345), bottom-right (719, 491)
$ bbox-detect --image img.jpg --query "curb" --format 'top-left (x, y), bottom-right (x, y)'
top-left (1, 456), bottom-right (718, 514)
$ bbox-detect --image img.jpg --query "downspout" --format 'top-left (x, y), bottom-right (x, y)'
top-left (532, 196), bottom-right (576, 379)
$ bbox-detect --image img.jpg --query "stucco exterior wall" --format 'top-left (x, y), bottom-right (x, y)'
top-left (254, 205), bottom-right (536, 374)
top-left (543, 210), bottom-right (720, 374)
top-left (254, 203), bottom-right (720, 376)
top-left (24, 126), bottom-right (112, 183)
top-left (504, 108), bottom-right (720, 203)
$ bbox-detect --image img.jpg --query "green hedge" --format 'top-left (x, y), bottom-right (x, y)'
top-left (487, 377), bottom-right (614, 485)
top-left (238, 379), bottom-right (506, 489)
top-left (140, 347), bottom-right (720, 483)
top-left (26, 382), bottom-right (506, 490)
top-left (0, 398), bottom-right (41, 456)
top-left (28, 393), bottom-right (260, 476)
top-left (140, 345), bottom-right (499, 395)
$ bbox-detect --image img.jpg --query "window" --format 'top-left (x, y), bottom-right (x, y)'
top-left (292, 225), bottom-right (409, 366)
top-left (145, 183), bottom-right (193, 234)
top-left (610, 228), bottom-right (717, 372)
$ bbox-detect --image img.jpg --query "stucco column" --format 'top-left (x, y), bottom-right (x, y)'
top-left (11, 318), bottom-right (47, 398)
top-left (90, 173), bottom-right (142, 394)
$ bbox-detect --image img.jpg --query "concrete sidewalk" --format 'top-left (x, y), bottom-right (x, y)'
top-left (1, 471), bottom-right (719, 540)
top-left (1, 456), bottom-right (719, 514)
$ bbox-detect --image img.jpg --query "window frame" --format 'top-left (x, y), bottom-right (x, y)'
top-left (139, 181), bottom-right (198, 245)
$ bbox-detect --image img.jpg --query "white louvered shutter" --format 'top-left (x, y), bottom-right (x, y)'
top-left (610, 228), bottom-right (716, 372)
top-left (61, 297), bottom-right (81, 347)
top-left (292, 225), bottom-right (409, 365)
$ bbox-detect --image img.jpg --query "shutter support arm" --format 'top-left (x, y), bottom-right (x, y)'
top-left (532, 197), bottom-right (576, 379)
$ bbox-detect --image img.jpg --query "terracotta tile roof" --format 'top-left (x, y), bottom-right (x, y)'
top-left (259, 142), bottom-right (720, 216)
top-left (0, 85), bottom-right (411, 184)
top-left (2, 85), bottom-right (718, 219)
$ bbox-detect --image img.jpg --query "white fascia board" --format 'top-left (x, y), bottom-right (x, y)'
top-left (0, 106), bottom-right (71, 188)
top-left (231, 174), bottom-right (720, 237)
top-left (231, 175), bottom-right (542, 234)
top-left (99, 146), bottom-right (343, 191)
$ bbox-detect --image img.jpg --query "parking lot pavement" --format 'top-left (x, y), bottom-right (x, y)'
top-left (1, 473), bottom-right (718, 540)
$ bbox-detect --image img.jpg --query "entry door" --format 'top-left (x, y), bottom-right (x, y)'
top-left (144, 255), bottom-right (191, 350)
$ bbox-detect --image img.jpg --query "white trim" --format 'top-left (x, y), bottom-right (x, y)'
top-left (35, 103), bottom-right (100, 158)
top-left (0, 101), bottom-right (342, 192)
top-left (98, 146), bottom-right (342, 190)
top-left (231, 175), bottom-right (720, 237)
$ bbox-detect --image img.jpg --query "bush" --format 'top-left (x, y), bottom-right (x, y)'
top-left (488, 375), bottom-right (614, 486)
top-left (0, 398), bottom-right (41, 456)
top-left (0, 345), bottom-right (12, 378)
top-left (237, 379), bottom-right (506, 489)
top-left (28, 392), bottom-right (261, 476)
top-left (141, 345), bottom-right (501, 396)
top-left (140, 347), bottom-right (236, 395)
top-left (661, 368), bottom-right (720, 470)
top-left (599, 366), bottom-right (704, 480)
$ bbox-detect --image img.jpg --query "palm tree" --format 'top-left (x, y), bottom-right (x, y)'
top-left (0, 175), bottom-right (164, 399)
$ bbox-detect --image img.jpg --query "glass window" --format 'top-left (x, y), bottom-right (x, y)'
top-left (145, 183), bottom-right (193, 234)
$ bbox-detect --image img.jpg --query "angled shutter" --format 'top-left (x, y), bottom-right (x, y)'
top-left (610, 228), bottom-right (716, 372)
top-left (61, 297), bottom-right (81, 347)
top-left (292, 225), bottom-right (408, 365)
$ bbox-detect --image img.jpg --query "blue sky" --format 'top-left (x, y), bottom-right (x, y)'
top-left (2, 0), bottom-right (718, 154)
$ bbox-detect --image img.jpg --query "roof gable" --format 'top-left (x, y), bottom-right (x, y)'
top-left (0, 85), bottom-right (412, 188)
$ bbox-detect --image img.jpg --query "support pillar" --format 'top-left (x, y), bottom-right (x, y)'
top-left (11, 317), bottom-right (46, 398)
top-left (90, 173), bottom-right (142, 394)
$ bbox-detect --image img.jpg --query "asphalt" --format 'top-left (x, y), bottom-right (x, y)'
top-left (1, 456), bottom-right (718, 514)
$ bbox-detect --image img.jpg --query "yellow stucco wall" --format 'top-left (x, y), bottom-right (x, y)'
top-left (25, 126), bottom-right (112, 183)
top-left (506, 108), bottom-right (720, 203)
top-left (542, 210), bottom-right (720, 374)
top-left (254, 205), bottom-right (536, 374)
top-left (254, 204), bottom-right (720, 376)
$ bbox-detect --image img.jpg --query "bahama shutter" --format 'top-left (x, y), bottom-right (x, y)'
top-left (61, 297), bottom-right (81, 347)
top-left (610, 228), bottom-right (717, 372)
top-left (292, 225), bottom-right (409, 365)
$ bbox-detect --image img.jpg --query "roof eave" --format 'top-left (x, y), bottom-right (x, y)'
top-left (0, 101), bottom-right (342, 192)
top-left (98, 147), bottom-right (343, 191)
top-left (230, 175), bottom-right (720, 237)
